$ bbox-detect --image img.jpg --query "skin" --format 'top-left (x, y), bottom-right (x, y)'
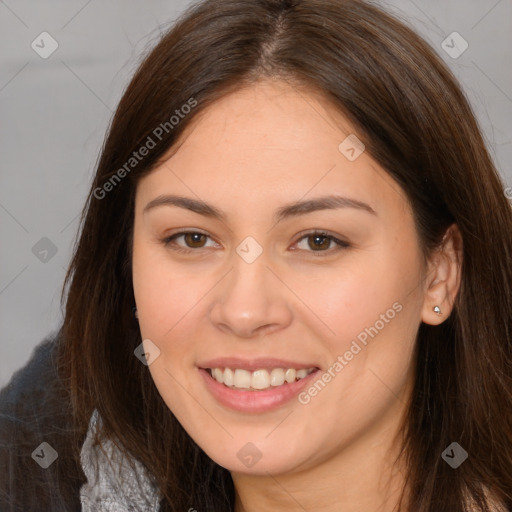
top-left (131, 79), bottom-right (462, 512)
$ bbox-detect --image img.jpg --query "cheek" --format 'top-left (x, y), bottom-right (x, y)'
top-left (292, 247), bottom-right (420, 376)
top-left (133, 243), bottom-right (207, 337)
top-left (289, 258), bottom-right (400, 342)
top-left (146, 360), bottom-right (202, 433)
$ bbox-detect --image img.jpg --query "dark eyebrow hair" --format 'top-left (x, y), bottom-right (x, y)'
top-left (143, 194), bottom-right (377, 222)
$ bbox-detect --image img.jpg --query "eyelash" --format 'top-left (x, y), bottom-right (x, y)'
top-left (160, 230), bottom-right (350, 257)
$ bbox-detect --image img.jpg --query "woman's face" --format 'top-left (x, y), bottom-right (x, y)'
top-left (132, 79), bottom-right (429, 476)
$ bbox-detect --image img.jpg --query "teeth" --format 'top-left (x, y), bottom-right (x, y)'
top-left (224, 368), bottom-right (234, 386)
top-left (270, 368), bottom-right (285, 386)
top-left (209, 367), bottom-right (316, 390)
top-left (213, 368), bottom-right (224, 383)
top-left (285, 369), bottom-right (296, 383)
top-left (251, 369), bottom-right (269, 390)
top-left (233, 369), bottom-right (252, 389)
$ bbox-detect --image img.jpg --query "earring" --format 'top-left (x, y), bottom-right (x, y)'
top-left (132, 306), bottom-right (138, 320)
top-left (433, 305), bottom-right (442, 315)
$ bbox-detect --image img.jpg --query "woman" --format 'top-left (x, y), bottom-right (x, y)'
top-left (1, 0), bottom-right (511, 510)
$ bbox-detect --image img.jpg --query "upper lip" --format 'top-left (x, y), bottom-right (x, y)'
top-left (198, 357), bottom-right (320, 372)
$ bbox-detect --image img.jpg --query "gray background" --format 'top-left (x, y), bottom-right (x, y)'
top-left (1, 0), bottom-right (511, 387)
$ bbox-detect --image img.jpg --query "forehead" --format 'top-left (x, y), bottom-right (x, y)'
top-left (170, 79), bottom-right (357, 158)
top-left (135, 79), bottom-right (410, 221)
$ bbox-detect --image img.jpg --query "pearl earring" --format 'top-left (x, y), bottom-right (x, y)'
top-left (433, 305), bottom-right (442, 315)
top-left (132, 306), bottom-right (138, 319)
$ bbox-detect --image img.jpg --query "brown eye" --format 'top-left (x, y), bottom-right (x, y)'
top-left (161, 231), bottom-right (216, 253)
top-left (295, 231), bottom-right (350, 255)
top-left (306, 234), bottom-right (331, 251)
top-left (183, 232), bottom-right (207, 248)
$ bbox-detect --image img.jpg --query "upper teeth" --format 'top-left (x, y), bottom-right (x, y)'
top-left (210, 367), bottom-right (315, 390)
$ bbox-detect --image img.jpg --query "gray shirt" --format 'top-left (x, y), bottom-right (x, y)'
top-left (79, 408), bottom-right (161, 511)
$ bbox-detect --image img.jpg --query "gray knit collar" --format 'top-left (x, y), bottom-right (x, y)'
top-left (79, 409), bottom-right (161, 511)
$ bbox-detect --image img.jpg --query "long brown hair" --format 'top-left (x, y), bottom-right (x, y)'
top-left (55, 0), bottom-right (512, 510)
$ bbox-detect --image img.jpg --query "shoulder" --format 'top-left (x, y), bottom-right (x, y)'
top-left (1, 333), bottom-right (56, 408)
top-left (0, 329), bottom-right (86, 511)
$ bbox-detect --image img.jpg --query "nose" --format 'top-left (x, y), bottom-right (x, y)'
top-left (208, 256), bottom-right (293, 339)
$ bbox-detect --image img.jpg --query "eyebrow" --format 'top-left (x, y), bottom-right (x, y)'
top-left (143, 194), bottom-right (377, 222)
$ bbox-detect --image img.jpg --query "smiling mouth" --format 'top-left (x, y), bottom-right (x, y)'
top-left (207, 366), bottom-right (317, 391)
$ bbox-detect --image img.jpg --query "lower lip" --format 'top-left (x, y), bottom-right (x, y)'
top-left (198, 368), bottom-right (320, 413)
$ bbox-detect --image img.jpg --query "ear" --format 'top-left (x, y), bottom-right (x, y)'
top-left (421, 223), bottom-right (463, 325)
